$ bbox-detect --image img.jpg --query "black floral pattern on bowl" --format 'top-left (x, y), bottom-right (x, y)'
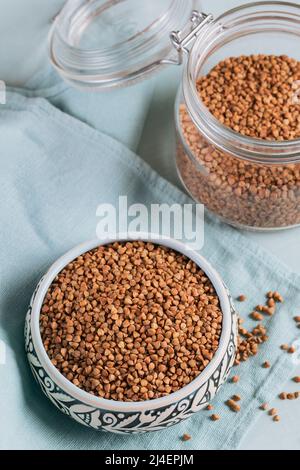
top-left (25, 280), bottom-right (237, 434)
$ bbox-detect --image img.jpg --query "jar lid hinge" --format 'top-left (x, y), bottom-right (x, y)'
top-left (167, 11), bottom-right (214, 66)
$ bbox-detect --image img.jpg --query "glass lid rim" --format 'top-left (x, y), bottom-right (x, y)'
top-left (48, 0), bottom-right (200, 85)
top-left (52, 0), bottom-right (189, 55)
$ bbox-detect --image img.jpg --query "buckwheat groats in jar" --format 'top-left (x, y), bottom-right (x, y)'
top-left (177, 55), bottom-right (300, 229)
top-left (40, 241), bottom-right (223, 402)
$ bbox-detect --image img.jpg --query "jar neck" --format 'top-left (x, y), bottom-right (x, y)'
top-left (182, 1), bottom-right (300, 164)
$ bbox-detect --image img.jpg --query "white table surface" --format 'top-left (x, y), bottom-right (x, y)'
top-left (0, 0), bottom-right (299, 450)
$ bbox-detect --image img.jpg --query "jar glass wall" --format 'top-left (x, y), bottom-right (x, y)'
top-left (175, 2), bottom-right (300, 230)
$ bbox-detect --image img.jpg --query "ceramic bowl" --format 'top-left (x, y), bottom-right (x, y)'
top-left (25, 234), bottom-right (237, 434)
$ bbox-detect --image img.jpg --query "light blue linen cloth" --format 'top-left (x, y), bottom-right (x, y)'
top-left (1, 74), bottom-right (300, 450)
top-left (10, 64), bottom-right (156, 153)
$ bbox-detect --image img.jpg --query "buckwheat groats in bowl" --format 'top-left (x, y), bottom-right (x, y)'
top-left (25, 236), bottom-right (237, 433)
top-left (40, 241), bottom-right (223, 402)
top-left (177, 54), bottom-right (300, 230)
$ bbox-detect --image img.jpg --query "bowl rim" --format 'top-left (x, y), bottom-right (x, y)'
top-left (29, 232), bottom-right (233, 412)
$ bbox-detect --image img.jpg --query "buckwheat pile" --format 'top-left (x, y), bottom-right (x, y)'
top-left (40, 241), bottom-right (223, 402)
top-left (178, 54), bottom-right (300, 229)
top-left (198, 55), bottom-right (300, 140)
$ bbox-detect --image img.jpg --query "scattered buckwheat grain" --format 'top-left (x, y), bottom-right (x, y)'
top-left (232, 394), bottom-right (241, 402)
top-left (273, 292), bottom-right (284, 303)
top-left (251, 311), bottom-right (264, 321)
top-left (288, 392), bottom-right (299, 399)
top-left (260, 403), bottom-right (268, 411)
top-left (210, 414), bottom-right (220, 421)
top-left (262, 361), bottom-right (271, 369)
top-left (226, 399), bottom-right (241, 413)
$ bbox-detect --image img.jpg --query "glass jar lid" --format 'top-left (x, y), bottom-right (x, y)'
top-left (49, 0), bottom-right (202, 90)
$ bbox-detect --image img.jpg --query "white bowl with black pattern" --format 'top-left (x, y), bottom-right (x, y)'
top-left (25, 234), bottom-right (237, 434)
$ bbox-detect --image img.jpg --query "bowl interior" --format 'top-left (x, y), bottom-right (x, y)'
top-left (30, 232), bottom-right (233, 412)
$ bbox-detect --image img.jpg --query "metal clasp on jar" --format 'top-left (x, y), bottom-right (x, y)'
top-left (166, 11), bottom-right (214, 66)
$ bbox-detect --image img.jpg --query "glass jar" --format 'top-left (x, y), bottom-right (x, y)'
top-left (49, 1), bottom-right (300, 230)
top-left (175, 2), bottom-right (300, 231)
